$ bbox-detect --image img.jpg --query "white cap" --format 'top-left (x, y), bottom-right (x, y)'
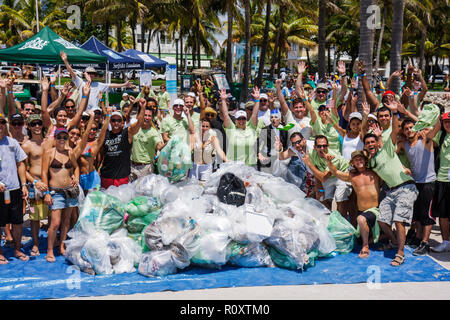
top-left (235, 110), bottom-right (247, 119)
top-left (85, 66), bottom-right (97, 73)
top-left (349, 112), bottom-right (362, 121)
top-left (111, 111), bottom-right (123, 118)
top-left (91, 106), bottom-right (102, 113)
top-left (187, 92), bottom-right (196, 98)
top-left (368, 114), bottom-right (378, 121)
top-left (122, 92), bottom-right (129, 97)
top-left (260, 93), bottom-right (268, 100)
top-left (82, 111), bottom-right (89, 117)
top-left (173, 98), bottom-right (185, 106)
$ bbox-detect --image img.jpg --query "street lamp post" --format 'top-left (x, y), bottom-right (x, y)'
top-left (175, 31), bottom-right (179, 83)
top-left (35, 0), bottom-right (39, 32)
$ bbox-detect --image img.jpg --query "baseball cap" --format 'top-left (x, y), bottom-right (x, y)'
top-left (173, 98), bottom-right (185, 106)
top-left (54, 127), bottom-right (68, 137)
top-left (11, 114), bottom-right (24, 123)
top-left (27, 114), bottom-right (42, 124)
top-left (368, 114), bottom-right (378, 121)
top-left (442, 112), bottom-right (450, 121)
top-left (122, 93), bottom-right (129, 97)
top-left (382, 90), bottom-right (395, 98)
top-left (245, 101), bottom-right (255, 109)
top-left (260, 93), bottom-right (269, 100)
top-left (91, 107), bottom-right (102, 113)
top-left (111, 111), bottom-right (123, 119)
top-left (349, 112), bottom-right (363, 121)
top-left (85, 66), bottom-right (97, 73)
top-left (316, 83), bottom-right (329, 91)
top-left (235, 110), bottom-right (247, 119)
top-left (204, 107), bottom-right (217, 116)
top-left (187, 92), bottom-right (196, 98)
top-left (351, 150), bottom-right (367, 162)
top-left (318, 104), bottom-right (329, 111)
top-left (270, 109), bottom-right (281, 119)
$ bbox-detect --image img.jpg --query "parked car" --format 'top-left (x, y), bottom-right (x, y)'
top-left (0, 66), bottom-right (21, 76)
top-left (428, 74), bottom-right (446, 83)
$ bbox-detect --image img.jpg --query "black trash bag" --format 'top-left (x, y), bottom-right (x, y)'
top-left (216, 173), bottom-right (247, 207)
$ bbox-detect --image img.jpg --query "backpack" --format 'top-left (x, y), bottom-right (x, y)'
top-left (217, 173), bottom-right (247, 207)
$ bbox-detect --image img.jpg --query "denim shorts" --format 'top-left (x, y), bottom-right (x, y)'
top-left (50, 191), bottom-right (79, 211)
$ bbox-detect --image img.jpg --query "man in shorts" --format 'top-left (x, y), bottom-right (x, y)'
top-left (302, 135), bottom-right (353, 217)
top-left (0, 113), bottom-right (29, 263)
top-left (326, 150), bottom-right (381, 258)
top-left (364, 100), bottom-right (418, 266)
top-left (431, 112), bottom-right (450, 252)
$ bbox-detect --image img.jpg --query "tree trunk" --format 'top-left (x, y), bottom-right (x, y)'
top-left (131, 20), bottom-right (136, 50)
top-left (141, 24), bottom-right (145, 52)
top-left (180, 33), bottom-right (184, 70)
top-left (389, 0), bottom-right (405, 94)
top-left (226, 0), bottom-right (234, 87)
top-left (419, 28), bottom-right (426, 70)
top-left (306, 47), bottom-right (311, 67)
top-left (256, 0), bottom-right (271, 88)
top-left (318, 0), bottom-right (326, 82)
top-left (146, 30), bottom-right (151, 53)
top-left (116, 22), bottom-right (122, 51)
top-left (358, 0), bottom-right (376, 110)
top-left (196, 19), bottom-right (201, 68)
top-left (105, 21), bottom-right (110, 46)
top-left (374, 6), bottom-right (386, 79)
top-left (158, 33), bottom-right (161, 58)
top-left (241, 0), bottom-right (251, 103)
top-left (269, 8), bottom-right (283, 79)
top-left (327, 45), bottom-right (331, 75)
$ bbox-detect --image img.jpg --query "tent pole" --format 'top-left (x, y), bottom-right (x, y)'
top-left (106, 64), bottom-right (109, 107)
top-left (58, 65), bottom-right (61, 94)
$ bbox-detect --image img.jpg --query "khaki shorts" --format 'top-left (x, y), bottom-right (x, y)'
top-left (29, 201), bottom-right (49, 221)
top-left (379, 183), bottom-right (418, 226)
top-left (322, 176), bottom-right (352, 202)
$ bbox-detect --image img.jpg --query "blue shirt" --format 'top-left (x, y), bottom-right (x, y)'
top-left (0, 136), bottom-right (27, 190)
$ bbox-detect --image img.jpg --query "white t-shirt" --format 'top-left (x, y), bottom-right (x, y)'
top-left (74, 75), bottom-right (109, 111)
top-left (258, 109), bottom-right (271, 126)
top-left (283, 110), bottom-right (314, 151)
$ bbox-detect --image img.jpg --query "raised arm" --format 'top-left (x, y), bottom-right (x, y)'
top-left (183, 105), bottom-right (195, 135)
top-left (303, 89), bottom-right (317, 124)
top-left (6, 79), bottom-right (19, 116)
top-left (0, 78), bottom-right (6, 115)
top-left (386, 100), bottom-right (400, 145)
top-left (49, 72), bottom-right (59, 102)
top-left (360, 101), bottom-right (371, 138)
top-left (196, 80), bottom-right (206, 120)
top-left (47, 82), bottom-right (71, 115)
top-left (108, 80), bottom-right (136, 90)
top-left (337, 61), bottom-right (348, 103)
top-left (68, 80), bottom-right (91, 128)
top-left (302, 153), bottom-right (331, 183)
top-left (218, 89), bottom-right (231, 128)
top-left (425, 115), bottom-right (441, 142)
top-left (128, 98), bottom-right (146, 142)
top-left (358, 61), bottom-right (379, 111)
top-left (295, 61), bottom-right (306, 94)
top-left (92, 107), bottom-right (112, 156)
top-left (72, 111), bottom-right (95, 159)
top-left (414, 68), bottom-right (428, 102)
top-left (40, 77), bottom-right (52, 128)
top-left (276, 79), bottom-right (289, 116)
top-left (386, 69), bottom-right (403, 92)
top-left (60, 51), bottom-right (77, 82)
top-left (397, 100), bottom-right (418, 123)
top-left (250, 86), bottom-right (260, 128)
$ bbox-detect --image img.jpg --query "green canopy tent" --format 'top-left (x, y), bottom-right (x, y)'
top-left (0, 26), bottom-right (106, 64)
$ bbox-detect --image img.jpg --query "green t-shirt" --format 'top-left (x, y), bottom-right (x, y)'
top-left (311, 113), bottom-right (341, 154)
top-left (160, 115), bottom-right (190, 144)
top-left (136, 90), bottom-right (157, 101)
top-left (224, 121), bottom-right (258, 166)
top-left (310, 98), bottom-right (327, 112)
top-left (434, 131), bottom-right (450, 182)
top-left (381, 126), bottom-right (392, 144)
top-left (369, 135), bottom-right (414, 188)
top-left (131, 127), bottom-right (163, 164)
top-left (191, 112), bottom-right (201, 129)
top-left (309, 149), bottom-right (349, 178)
top-left (247, 119), bottom-right (266, 136)
top-left (157, 91), bottom-right (170, 110)
top-left (120, 99), bottom-right (129, 110)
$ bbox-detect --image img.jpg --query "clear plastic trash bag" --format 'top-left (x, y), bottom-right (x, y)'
top-left (138, 250), bottom-right (177, 277)
top-left (157, 135), bottom-right (192, 183)
top-left (227, 241), bottom-right (274, 268)
top-left (327, 210), bottom-right (356, 254)
top-left (125, 196), bottom-right (161, 217)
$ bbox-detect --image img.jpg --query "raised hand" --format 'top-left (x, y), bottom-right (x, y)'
top-left (324, 153), bottom-right (335, 162)
top-left (82, 81), bottom-right (91, 96)
top-left (274, 135), bottom-right (283, 152)
top-left (61, 82), bottom-right (72, 96)
top-left (219, 88), bottom-right (229, 101)
top-left (139, 98), bottom-right (146, 108)
top-left (251, 86), bottom-right (260, 101)
top-left (350, 77), bottom-right (357, 89)
top-left (362, 101), bottom-right (370, 116)
top-left (337, 60), bottom-right (346, 76)
top-left (40, 77), bottom-right (50, 91)
top-left (297, 61), bottom-right (306, 75)
top-left (0, 78), bottom-right (7, 89)
top-left (392, 69), bottom-right (403, 78)
top-left (195, 79), bottom-right (203, 92)
top-left (84, 72), bottom-right (92, 83)
top-left (357, 60), bottom-right (366, 75)
top-left (275, 78), bottom-right (283, 88)
top-left (60, 51), bottom-right (68, 62)
top-left (49, 72), bottom-right (57, 84)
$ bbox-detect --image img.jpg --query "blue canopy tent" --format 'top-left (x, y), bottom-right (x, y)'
top-left (75, 36), bottom-right (144, 70)
top-left (121, 49), bottom-right (168, 69)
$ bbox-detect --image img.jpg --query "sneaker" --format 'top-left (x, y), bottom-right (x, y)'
top-left (431, 241), bottom-right (450, 253)
top-left (407, 237), bottom-right (421, 248)
top-left (412, 241), bottom-right (430, 256)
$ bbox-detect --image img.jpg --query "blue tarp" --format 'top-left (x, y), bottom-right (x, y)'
top-left (75, 36), bottom-right (144, 70)
top-left (1, 228), bottom-right (449, 300)
top-left (121, 49), bottom-right (168, 69)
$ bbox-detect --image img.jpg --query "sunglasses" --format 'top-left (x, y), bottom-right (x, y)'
top-left (90, 127), bottom-right (98, 131)
top-left (34, 110), bottom-right (41, 114)
top-left (291, 140), bottom-right (302, 146)
top-left (260, 99), bottom-right (268, 102)
top-left (94, 111), bottom-right (102, 115)
top-left (173, 104), bottom-right (183, 108)
top-left (315, 144), bottom-right (328, 149)
top-left (24, 108), bottom-right (34, 112)
top-left (317, 90), bottom-right (327, 94)
top-left (205, 113), bottom-right (215, 117)
top-left (236, 117), bottom-right (247, 121)
top-left (29, 121), bottom-right (43, 127)
top-left (81, 116), bottom-right (90, 121)
top-left (11, 122), bottom-right (24, 126)
top-left (111, 118), bottom-right (122, 123)
top-left (0, 120), bottom-right (7, 125)
top-left (56, 135), bottom-right (69, 141)
top-left (65, 105), bottom-right (76, 109)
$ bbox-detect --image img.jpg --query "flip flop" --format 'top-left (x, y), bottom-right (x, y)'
top-left (46, 255), bottom-right (56, 263)
top-left (390, 254), bottom-right (405, 267)
top-left (0, 256), bottom-right (9, 265)
top-left (30, 248), bottom-right (40, 257)
top-left (358, 249), bottom-right (370, 258)
top-left (14, 252), bottom-right (29, 262)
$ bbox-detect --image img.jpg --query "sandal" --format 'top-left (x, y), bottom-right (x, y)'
top-left (45, 255), bottom-right (56, 263)
top-left (390, 254), bottom-right (405, 267)
top-left (30, 248), bottom-right (40, 257)
top-left (14, 252), bottom-right (29, 262)
top-left (358, 249), bottom-right (370, 258)
top-left (0, 256), bottom-right (8, 265)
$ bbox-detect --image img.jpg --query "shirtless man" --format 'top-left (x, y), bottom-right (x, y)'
top-left (325, 150), bottom-right (380, 258)
top-left (21, 114), bottom-right (52, 256)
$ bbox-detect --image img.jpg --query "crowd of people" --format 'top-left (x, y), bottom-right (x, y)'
top-left (0, 51), bottom-right (449, 268)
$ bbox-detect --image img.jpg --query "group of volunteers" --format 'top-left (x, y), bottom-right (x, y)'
top-left (0, 51), bottom-right (449, 268)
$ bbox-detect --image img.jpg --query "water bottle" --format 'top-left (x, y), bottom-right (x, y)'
top-left (28, 184), bottom-right (35, 200)
top-left (4, 189), bottom-right (10, 205)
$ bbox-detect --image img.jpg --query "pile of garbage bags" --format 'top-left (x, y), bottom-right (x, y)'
top-left (66, 162), bottom-right (350, 277)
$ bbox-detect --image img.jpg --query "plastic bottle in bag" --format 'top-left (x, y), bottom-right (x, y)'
top-left (138, 250), bottom-right (178, 277)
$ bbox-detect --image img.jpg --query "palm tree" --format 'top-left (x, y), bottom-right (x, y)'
top-left (255, 0), bottom-right (271, 88)
top-left (389, 0), bottom-right (405, 94)
top-left (241, 0), bottom-right (252, 103)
